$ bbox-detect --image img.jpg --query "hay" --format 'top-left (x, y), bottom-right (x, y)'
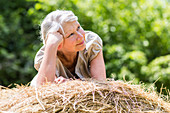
top-left (0, 79), bottom-right (170, 113)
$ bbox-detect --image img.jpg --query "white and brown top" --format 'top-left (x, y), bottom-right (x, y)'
top-left (31, 31), bottom-right (103, 85)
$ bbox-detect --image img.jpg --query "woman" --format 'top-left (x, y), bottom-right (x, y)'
top-left (31, 10), bottom-right (106, 87)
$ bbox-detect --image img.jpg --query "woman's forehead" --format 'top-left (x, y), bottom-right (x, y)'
top-left (62, 21), bottom-right (79, 36)
top-left (62, 21), bottom-right (79, 29)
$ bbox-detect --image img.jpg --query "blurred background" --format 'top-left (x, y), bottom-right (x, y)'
top-left (0, 0), bottom-right (169, 94)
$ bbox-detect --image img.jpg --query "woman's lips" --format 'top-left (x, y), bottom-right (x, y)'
top-left (77, 40), bottom-right (84, 45)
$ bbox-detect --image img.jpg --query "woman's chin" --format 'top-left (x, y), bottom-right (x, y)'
top-left (78, 44), bottom-right (86, 51)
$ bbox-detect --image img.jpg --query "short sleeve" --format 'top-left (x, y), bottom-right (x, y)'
top-left (85, 31), bottom-right (103, 62)
top-left (34, 45), bottom-right (45, 71)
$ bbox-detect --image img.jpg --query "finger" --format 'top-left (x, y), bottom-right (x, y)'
top-left (54, 77), bottom-right (61, 84)
top-left (58, 77), bottom-right (66, 84)
top-left (54, 76), bottom-right (66, 84)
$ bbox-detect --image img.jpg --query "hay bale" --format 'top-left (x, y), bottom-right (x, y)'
top-left (0, 79), bottom-right (170, 113)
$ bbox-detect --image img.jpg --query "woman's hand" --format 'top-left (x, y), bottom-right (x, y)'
top-left (54, 76), bottom-right (68, 84)
top-left (46, 32), bottom-right (63, 50)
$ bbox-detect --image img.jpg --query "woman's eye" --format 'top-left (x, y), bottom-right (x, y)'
top-left (67, 26), bottom-right (80, 38)
top-left (68, 33), bottom-right (74, 37)
top-left (77, 26), bottom-right (80, 31)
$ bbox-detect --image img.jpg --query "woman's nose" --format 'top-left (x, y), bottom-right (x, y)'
top-left (76, 31), bottom-right (83, 40)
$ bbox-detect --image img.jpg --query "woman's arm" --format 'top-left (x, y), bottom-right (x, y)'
top-left (90, 50), bottom-right (106, 81)
top-left (35, 32), bottom-right (63, 87)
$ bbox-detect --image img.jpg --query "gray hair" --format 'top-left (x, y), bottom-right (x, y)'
top-left (40, 10), bottom-right (78, 44)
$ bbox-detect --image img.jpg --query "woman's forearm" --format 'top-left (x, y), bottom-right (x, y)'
top-left (36, 44), bottom-right (58, 86)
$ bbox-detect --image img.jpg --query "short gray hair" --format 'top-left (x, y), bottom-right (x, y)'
top-left (40, 10), bottom-right (78, 44)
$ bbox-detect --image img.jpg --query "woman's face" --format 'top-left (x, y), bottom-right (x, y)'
top-left (60, 21), bottom-right (86, 53)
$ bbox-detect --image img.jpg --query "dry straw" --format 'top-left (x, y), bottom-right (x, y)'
top-left (0, 79), bottom-right (170, 113)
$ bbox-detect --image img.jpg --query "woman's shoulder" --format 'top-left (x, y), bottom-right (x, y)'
top-left (85, 30), bottom-right (98, 36)
top-left (83, 31), bottom-right (103, 62)
top-left (85, 31), bottom-right (101, 41)
top-left (84, 30), bottom-right (103, 48)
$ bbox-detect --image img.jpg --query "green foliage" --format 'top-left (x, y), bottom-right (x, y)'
top-left (0, 0), bottom-right (169, 93)
top-left (142, 55), bottom-right (170, 92)
top-left (0, 0), bottom-right (39, 86)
